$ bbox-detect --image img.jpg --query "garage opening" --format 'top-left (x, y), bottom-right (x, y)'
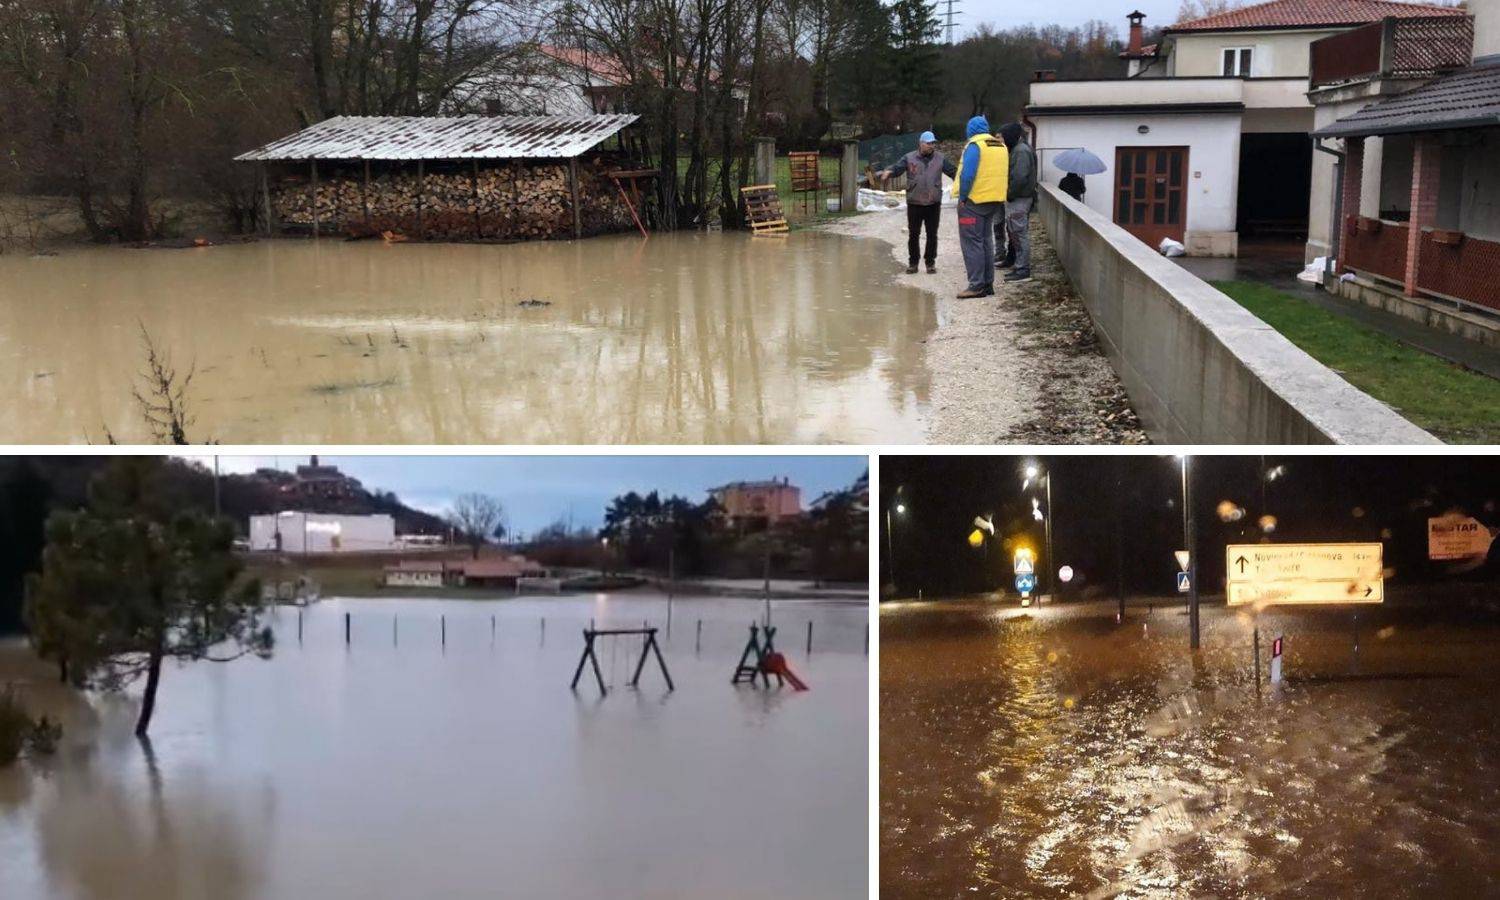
top-left (1236, 133), bottom-right (1311, 245)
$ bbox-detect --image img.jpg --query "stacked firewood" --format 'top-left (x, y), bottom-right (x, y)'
top-left (270, 158), bottom-right (637, 240)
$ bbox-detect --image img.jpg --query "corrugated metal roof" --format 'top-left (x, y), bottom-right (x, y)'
top-left (235, 114), bottom-right (638, 162)
top-left (1314, 62), bottom-right (1500, 137)
top-left (1166, 0), bottom-right (1465, 32)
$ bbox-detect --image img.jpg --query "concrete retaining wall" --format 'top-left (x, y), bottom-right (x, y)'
top-left (1037, 184), bottom-right (1440, 444)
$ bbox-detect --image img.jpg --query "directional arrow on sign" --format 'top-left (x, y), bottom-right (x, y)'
top-left (1235, 555), bottom-right (1248, 574)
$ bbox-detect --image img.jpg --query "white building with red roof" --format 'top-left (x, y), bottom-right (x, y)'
top-left (1028, 0), bottom-right (1469, 257)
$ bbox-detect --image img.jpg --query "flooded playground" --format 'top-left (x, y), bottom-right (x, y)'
top-left (881, 598), bottom-right (1500, 899)
top-left (0, 232), bottom-right (934, 444)
top-left (0, 593), bottom-right (868, 899)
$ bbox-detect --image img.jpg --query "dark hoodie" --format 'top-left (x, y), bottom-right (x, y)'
top-left (1000, 123), bottom-right (1036, 201)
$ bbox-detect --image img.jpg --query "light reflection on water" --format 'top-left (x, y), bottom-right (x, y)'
top-left (881, 599), bottom-right (1500, 899)
top-left (0, 233), bottom-right (934, 444)
top-left (1, 594), bottom-right (868, 899)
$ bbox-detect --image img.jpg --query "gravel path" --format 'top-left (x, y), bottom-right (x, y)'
top-left (825, 208), bottom-right (1148, 444)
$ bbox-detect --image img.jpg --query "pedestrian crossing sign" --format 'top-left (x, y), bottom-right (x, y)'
top-left (1176, 571), bottom-right (1191, 593)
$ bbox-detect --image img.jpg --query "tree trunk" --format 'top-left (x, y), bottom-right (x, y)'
top-left (58, 657), bottom-right (69, 684)
top-left (135, 646), bottom-right (164, 737)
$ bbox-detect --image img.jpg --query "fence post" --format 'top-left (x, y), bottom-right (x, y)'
top-left (754, 137), bottom-right (776, 186)
top-left (840, 141), bottom-right (859, 212)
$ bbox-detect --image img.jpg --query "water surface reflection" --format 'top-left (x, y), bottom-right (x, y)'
top-left (881, 599), bottom-right (1500, 899)
top-left (1, 594), bottom-right (868, 899)
top-left (0, 234), bottom-right (933, 443)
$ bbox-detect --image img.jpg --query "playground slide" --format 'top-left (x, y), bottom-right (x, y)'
top-left (764, 652), bottom-right (809, 691)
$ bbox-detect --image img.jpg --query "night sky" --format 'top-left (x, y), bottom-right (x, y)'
top-left (881, 454), bottom-right (1500, 597)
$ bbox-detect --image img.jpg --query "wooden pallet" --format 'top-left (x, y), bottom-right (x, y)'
top-left (740, 184), bottom-right (788, 234)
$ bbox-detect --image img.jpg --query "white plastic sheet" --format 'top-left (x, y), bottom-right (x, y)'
top-left (1158, 238), bottom-right (1186, 257)
top-left (1298, 257), bottom-right (1328, 284)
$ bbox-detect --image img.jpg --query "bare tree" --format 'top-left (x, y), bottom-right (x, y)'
top-left (447, 492), bottom-right (505, 558)
top-left (131, 321), bottom-right (198, 445)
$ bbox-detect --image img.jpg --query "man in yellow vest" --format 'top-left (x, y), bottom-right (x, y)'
top-left (952, 115), bottom-right (1009, 299)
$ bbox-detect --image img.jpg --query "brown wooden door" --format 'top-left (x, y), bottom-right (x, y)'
top-left (1114, 147), bottom-right (1188, 248)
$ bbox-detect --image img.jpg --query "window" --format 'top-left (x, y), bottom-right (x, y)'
top-left (1222, 47), bottom-right (1253, 77)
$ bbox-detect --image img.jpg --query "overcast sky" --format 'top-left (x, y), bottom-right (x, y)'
top-left (946, 0), bottom-right (1183, 37)
top-left (180, 454), bottom-right (866, 536)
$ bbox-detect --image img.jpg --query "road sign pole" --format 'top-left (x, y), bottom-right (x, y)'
top-left (1183, 457), bottom-right (1200, 651)
top-left (1045, 474), bottom-right (1055, 601)
top-left (1253, 625), bottom-right (1261, 695)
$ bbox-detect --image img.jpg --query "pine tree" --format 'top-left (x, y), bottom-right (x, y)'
top-left (24, 458), bottom-right (272, 737)
top-left (888, 0), bottom-right (943, 131)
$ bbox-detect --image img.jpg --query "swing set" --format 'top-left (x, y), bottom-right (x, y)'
top-left (731, 623), bottom-right (808, 691)
top-left (571, 627), bottom-right (674, 696)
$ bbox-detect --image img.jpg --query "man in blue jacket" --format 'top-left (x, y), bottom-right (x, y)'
top-left (952, 115), bottom-right (1009, 299)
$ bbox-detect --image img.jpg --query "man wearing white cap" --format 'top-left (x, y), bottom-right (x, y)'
top-left (876, 130), bottom-right (955, 274)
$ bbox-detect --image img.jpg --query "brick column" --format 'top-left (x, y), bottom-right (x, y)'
top-left (1405, 134), bottom-right (1441, 297)
top-left (1338, 137), bottom-right (1364, 273)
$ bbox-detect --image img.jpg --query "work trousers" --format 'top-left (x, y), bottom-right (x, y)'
top-left (906, 202), bottom-right (941, 266)
top-left (957, 200), bottom-right (1002, 292)
top-left (1006, 196), bottom-right (1034, 274)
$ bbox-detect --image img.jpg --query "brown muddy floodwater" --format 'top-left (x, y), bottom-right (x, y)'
top-left (0, 233), bottom-right (934, 444)
top-left (882, 598), bottom-right (1500, 899)
top-left (0, 594), bottom-right (868, 899)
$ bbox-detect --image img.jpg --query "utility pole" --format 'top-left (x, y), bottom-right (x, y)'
top-left (213, 455), bottom-right (221, 520)
top-left (1115, 459), bottom-right (1125, 622)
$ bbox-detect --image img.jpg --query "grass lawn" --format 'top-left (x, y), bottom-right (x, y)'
top-left (1213, 280), bottom-right (1500, 443)
top-left (675, 155), bottom-right (845, 221)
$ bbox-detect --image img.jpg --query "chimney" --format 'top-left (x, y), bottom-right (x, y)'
top-left (1127, 10), bottom-right (1146, 56)
top-left (1475, 1), bottom-right (1498, 62)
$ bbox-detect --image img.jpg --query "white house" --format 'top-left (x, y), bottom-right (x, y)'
top-left (1027, 0), bottom-right (1469, 257)
top-left (249, 512), bottom-right (397, 554)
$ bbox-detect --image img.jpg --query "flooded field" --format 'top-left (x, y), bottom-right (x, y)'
top-left (0, 593), bottom-right (868, 899)
top-left (881, 598), bottom-right (1500, 899)
top-left (0, 232), bottom-right (933, 444)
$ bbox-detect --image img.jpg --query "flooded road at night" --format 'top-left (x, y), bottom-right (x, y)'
top-left (0, 594), bottom-right (868, 899)
top-left (0, 233), bottom-right (933, 444)
top-left (881, 597), bottom-right (1500, 899)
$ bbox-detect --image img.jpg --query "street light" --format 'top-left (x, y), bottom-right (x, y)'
top-left (1022, 462), bottom-right (1055, 602)
top-left (887, 495), bottom-right (906, 596)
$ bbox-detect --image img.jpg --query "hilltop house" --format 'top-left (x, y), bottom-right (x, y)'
top-left (708, 478), bottom-right (803, 527)
top-left (1027, 0), bottom-right (1469, 257)
top-left (1311, 0), bottom-right (1500, 329)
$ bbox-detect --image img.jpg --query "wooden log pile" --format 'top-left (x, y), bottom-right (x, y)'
top-left (270, 157), bottom-right (637, 241)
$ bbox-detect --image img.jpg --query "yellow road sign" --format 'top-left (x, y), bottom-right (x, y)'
top-left (1225, 543), bottom-right (1383, 606)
